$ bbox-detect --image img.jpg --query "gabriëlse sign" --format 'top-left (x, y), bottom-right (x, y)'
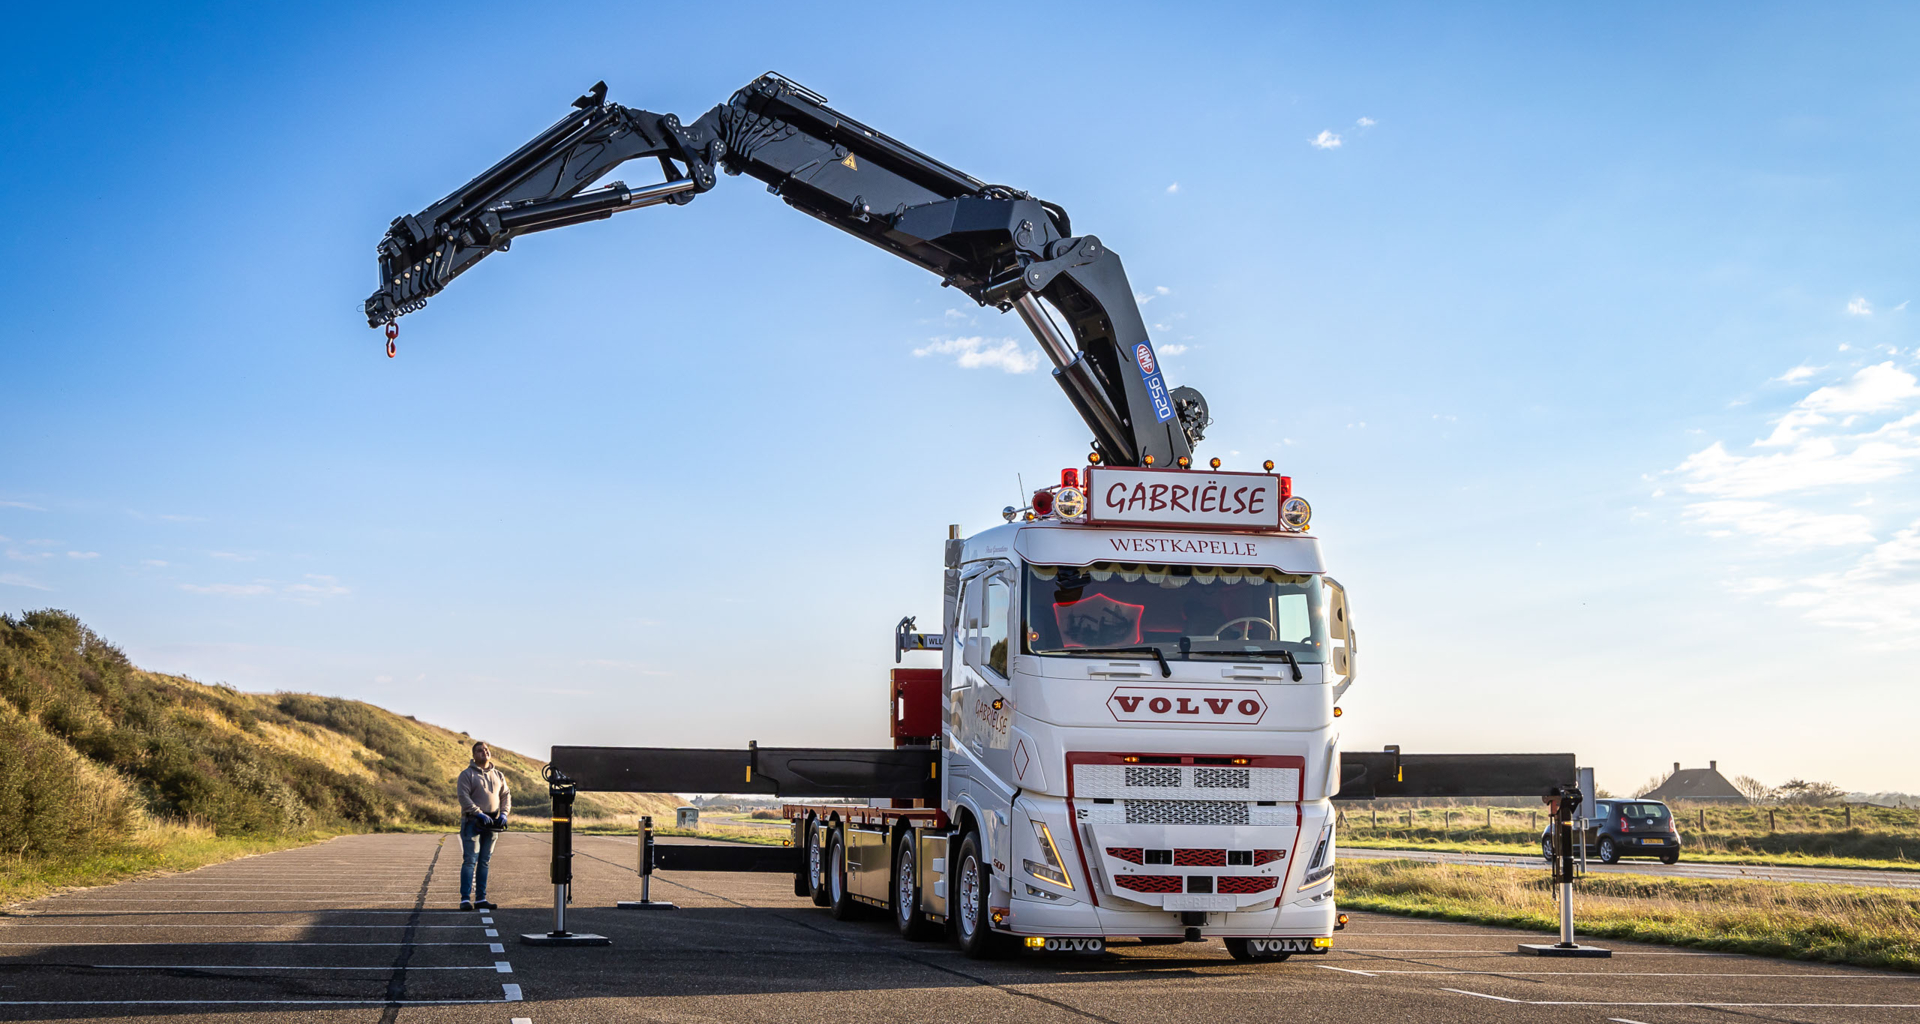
top-left (1086, 467), bottom-right (1283, 530)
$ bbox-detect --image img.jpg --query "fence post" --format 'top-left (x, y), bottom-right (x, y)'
top-left (1769, 809), bottom-right (1776, 831)
top-left (1486, 807), bottom-right (1492, 828)
top-left (1845, 805), bottom-right (1852, 828)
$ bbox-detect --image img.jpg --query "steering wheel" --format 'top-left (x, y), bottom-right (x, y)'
top-left (1214, 616), bottom-right (1278, 641)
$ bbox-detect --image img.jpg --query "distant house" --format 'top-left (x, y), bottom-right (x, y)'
top-left (1642, 761), bottom-right (1747, 804)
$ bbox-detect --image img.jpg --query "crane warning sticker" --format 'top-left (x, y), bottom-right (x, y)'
top-left (1134, 341), bottom-right (1176, 423)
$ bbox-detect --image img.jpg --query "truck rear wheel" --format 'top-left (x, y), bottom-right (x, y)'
top-left (827, 828), bottom-right (860, 921)
top-left (894, 834), bottom-right (940, 941)
top-left (807, 820), bottom-right (831, 907)
top-left (952, 831), bottom-right (1009, 959)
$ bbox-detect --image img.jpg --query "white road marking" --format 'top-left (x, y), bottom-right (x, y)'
top-left (87, 965), bottom-right (507, 971)
top-left (1443, 988), bottom-right (1521, 1003)
top-left (513, 1019), bottom-right (533, 1024)
top-left (491, 943), bottom-right (506, 953)
top-left (496, 961), bottom-right (513, 973)
top-left (0, 998), bottom-right (518, 1006)
top-left (1314, 965), bottom-right (1378, 976)
top-left (486, 929), bottom-right (499, 937)
top-left (503, 983), bottom-right (523, 1001)
top-left (482, 917), bottom-right (494, 924)
top-left (1445, 990), bottom-right (1920, 1009)
top-left (1609, 1019), bottom-right (1657, 1024)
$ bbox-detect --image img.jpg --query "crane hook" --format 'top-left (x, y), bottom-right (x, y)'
top-left (384, 320), bottom-right (398, 358)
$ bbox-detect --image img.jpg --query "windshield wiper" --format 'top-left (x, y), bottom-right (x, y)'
top-left (1178, 638), bottom-right (1303, 680)
top-left (1058, 645), bottom-right (1172, 677)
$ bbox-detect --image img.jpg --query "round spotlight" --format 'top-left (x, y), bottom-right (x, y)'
top-left (1263, 460), bottom-right (1276, 472)
top-left (1088, 451), bottom-right (1102, 464)
top-left (1144, 454), bottom-right (1155, 466)
top-left (1209, 458), bottom-right (1221, 469)
top-left (1054, 486), bottom-right (1086, 518)
top-left (1281, 496), bottom-right (1312, 530)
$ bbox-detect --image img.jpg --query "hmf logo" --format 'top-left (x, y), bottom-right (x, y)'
top-left (1134, 343), bottom-right (1157, 375)
top-left (1107, 687), bottom-right (1267, 724)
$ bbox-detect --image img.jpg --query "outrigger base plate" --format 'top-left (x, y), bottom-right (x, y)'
top-left (1518, 943), bottom-right (1612, 958)
top-left (520, 931), bottom-right (611, 946)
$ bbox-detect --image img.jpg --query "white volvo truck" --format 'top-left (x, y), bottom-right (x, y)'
top-left (366, 73), bottom-right (1575, 960)
top-left (784, 461), bottom-right (1354, 961)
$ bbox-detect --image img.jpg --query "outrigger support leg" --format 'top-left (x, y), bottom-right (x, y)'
top-left (1519, 784), bottom-right (1610, 958)
top-left (521, 767), bottom-right (611, 946)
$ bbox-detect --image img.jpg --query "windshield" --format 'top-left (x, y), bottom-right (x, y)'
top-left (1024, 562), bottom-right (1328, 662)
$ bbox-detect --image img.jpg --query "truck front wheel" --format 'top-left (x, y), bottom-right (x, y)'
top-left (894, 834), bottom-right (940, 941)
top-left (952, 831), bottom-right (1008, 959)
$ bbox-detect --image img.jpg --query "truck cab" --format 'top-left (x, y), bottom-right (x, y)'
top-left (935, 464), bottom-right (1355, 957)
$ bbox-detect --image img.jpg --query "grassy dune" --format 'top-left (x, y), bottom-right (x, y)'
top-left (1339, 858), bottom-right (1920, 972)
top-left (0, 609), bottom-right (679, 904)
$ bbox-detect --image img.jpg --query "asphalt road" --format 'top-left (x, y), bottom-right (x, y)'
top-left (1344, 846), bottom-right (1920, 889)
top-left (0, 831), bottom-right (1915, 1023)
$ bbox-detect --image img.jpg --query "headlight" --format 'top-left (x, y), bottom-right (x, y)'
top-left (1054, 486), bottom-right (1085, 518)
top-left (1281, 496), bottom-right (1312, 530)
top-left (1298, 823), bottom-right (1335, 889)
top-left (1025, 820), bottom-right (1075, 890)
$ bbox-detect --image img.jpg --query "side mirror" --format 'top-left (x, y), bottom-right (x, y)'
top-left (1323, 577), bottom-right (1357, 702)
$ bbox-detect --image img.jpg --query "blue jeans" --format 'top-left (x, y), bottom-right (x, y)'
top-left (460, 816), bottom-right (496, 901)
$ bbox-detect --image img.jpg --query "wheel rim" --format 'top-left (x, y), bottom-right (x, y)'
top-left (809, 826), bottom-right (822, 885)
top-left (1601, 840), bottom-right (1614, 859)
top-left (896, 844), bottom-right (915, 922)
top-left (958, 854), bottom-right (981, 938)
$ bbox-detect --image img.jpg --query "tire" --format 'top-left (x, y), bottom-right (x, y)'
top-left (827, 828), bottom-right (859, 920)
top-left (1541, 836), bottom-right (1554, 862)
top-left (1597, 837), bottom-right (1619, 865)
top-left (1225, 938), bottom-right (1293, 963)
top-left (807, 820), bottom-right (831, 907)
top-left (792, 821), bottom-right (811, 898)
top-left (894, 834), bottom-right (940, 941)
top-left (952, 831), bottom-right (1009, 959)
top-left (1660, 852), bottom-right (1679, 865)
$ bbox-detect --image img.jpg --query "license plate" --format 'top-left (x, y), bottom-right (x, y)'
top-left (1042, 937), bottom-right (1105, 953)
top-left (1250, 938), bottom-right (1319, 953)
top-left (1163, 894), bottom-right (1235, 911)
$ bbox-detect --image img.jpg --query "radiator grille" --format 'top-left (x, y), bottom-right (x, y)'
top-left (1125, 765), bottom-right (1184, 788)
top-left (1217, 875), bottom-right (1278, 894)
top-left (1114, 874), bottom-right (1183, 894)
top-left (1173, 848), bottom-right (1226, 866)
top-left (1192, 767), bottom-right (1251, 789)
top-left (1105, 847), bottom-right (1144, 864)
top-left (1124, 800), bottom-right (1250, 826)
top-left (1253, 849), bottom-right (1286, 865)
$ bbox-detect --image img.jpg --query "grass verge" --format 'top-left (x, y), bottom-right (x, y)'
top-left (1344, 838), bottom-right (1920, 872)
top-left (1339, 858), bottom-right (1920, 972)
top-left (0, 820), bottom-right (338, 909)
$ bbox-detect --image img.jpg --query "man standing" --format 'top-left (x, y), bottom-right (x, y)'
top-left (456, 740), bottom-right (511, 912)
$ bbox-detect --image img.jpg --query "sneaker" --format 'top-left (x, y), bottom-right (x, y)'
top-left (460, 900), bottom-right (474, 912)
top-left (475, 899), bottom-right (496, 910)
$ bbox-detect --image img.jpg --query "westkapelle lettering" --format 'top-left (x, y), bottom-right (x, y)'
top-left (1106, 537), bottom-right (1261, 557)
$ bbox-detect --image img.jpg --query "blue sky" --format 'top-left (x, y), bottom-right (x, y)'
top-left (4, 3), bottom-right (1917, 794)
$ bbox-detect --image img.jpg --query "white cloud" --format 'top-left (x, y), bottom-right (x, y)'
top-left (1682, 501), bottom-right (1876, 548)
top-left (285, 574), bottom-right (349, 597)
top-left (1848, 296), bottom-right (1873, 316)
top-left (1309, 130), bottom-right (1342, 150)
top-left (141, 559), bottom-right (168, 567)
top-left (1774, 364), bottom-right (1820, 384)
top-left (0, 573), bottom-right (48, 590)
top-left (209, 551), bottom-right (255, 562)
top-left (0, 500), bottom-right (46, 511)
top-left (66, 551), bottom-right (99, 559)
top-left (1156, 344), bottom-right (1189, 357)
top-left (942, 308), bottom-right (971, 323)
top-left (180, 582), bottom-right (272, 596)
top-left (1136, 286), bottom-right (1173, 305)
top-left (1896, 300), bottom-right (1911, 311)
top-left (1802, 362), bottom-right (1920, 414)
top-left (1356, 116), bottom-right (1376, 127)
top-left (912, 337), bottom-right (1040, 374)
top-left (1165, 182), bottom-right (1180, 194)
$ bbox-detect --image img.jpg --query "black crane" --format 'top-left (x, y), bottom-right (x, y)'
top-left (365, 73), bottom-right (1208, 469)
